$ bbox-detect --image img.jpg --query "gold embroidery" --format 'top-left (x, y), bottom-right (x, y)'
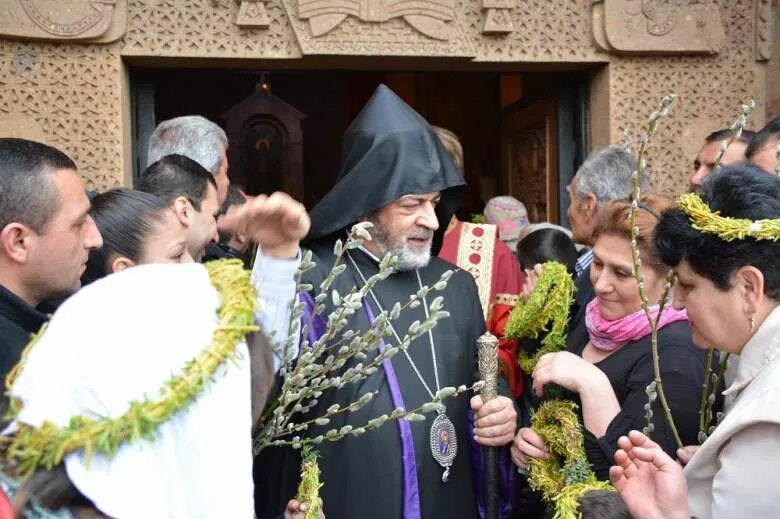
top-left (455, 222), bottom-right (496, 320)
top-left (494, 293), bottom-right (519, 307)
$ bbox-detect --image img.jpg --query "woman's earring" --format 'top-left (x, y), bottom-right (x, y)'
top-left (749, 316), bottom-right (756, 333)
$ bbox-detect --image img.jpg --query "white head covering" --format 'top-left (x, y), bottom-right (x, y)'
top-left (5, 263), bottom-right (254, 519)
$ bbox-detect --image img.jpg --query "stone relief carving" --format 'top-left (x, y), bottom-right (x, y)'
top-left (236, 0), bottom-right (270, 28)
top-left (0, 41), bottom-right (124, 190)
top-left (466, 0), bottom-right (606, 62)
top-left (0, 0), bottom-right (762, 195)
top-left (284, 0), bottom-right (474, 56)
top-left (592, 0), bottom-right (725, 54)
top-left (123, 0), bottom-right (301, 58)
top-left (679, 117), bottom-right (721, 160)
top-left (481, 0), bottom-right (514, 34)
top-left (0, 112), bottom-right (45, 142)
top-left (755, 0), bottom-right (776, 61)
top-left (296, 0), bottom-right (457, 39)
top-left (0, 0), bottom-right (127, 42)
top-left (611, 58), bottom-right (761, 195)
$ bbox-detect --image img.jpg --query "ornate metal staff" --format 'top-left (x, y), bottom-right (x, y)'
top-left (477, 331), bottom-right (499, 519)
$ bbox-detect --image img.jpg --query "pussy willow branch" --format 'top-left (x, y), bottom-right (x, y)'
top-left (262, 382), bottom-right (484, 451)
top-left (712, 99), bottom-right (756, 171)
top-left (699, 352), bottom-right (730, 441)
top-left (698, 346), bottom-right (716, 439)
top-left (254, 223), bottom-right (460, 454)
top-left (620, 125), bottom-right (634, 153)
top-left (272, 269), bottom-right (452, 435)
top-left (628, 95), bottom-right (683, 449)
top-left (695, 100), bottom-right (755, 442)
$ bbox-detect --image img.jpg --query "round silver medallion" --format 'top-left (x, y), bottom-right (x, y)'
top-left (429, 412), bottom-right (457, 482)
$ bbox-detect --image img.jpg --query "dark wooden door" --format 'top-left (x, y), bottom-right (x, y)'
top-left (500, 94), bottom-right (559, 224)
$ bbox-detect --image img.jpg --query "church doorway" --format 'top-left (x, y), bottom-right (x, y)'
top-left (130, 68), bottom-right (589, 225)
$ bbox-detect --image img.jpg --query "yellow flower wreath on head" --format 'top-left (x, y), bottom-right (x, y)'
top-left (678, 193), bottom-right (780, 242)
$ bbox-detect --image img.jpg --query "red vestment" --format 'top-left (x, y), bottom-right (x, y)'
top-left (439, 219), bottom-right (525, 397)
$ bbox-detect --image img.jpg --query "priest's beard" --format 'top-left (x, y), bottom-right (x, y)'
top-left (368, 218), bottom-right (434, 272)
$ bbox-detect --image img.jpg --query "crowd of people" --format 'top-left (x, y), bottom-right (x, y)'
top-left (0, 83), bottom-right (778, 519)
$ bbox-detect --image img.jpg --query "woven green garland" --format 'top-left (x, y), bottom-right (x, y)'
top-left (296, 445), bottom-right (323, 519)
top-left (679, 193), bottom-right (780, 242)
top-left (2, 259), bottom-right (258, 480)
top-left (528, 400), bottom-right (615, 519)
top-left (504, 261), bottom-right (575, 373)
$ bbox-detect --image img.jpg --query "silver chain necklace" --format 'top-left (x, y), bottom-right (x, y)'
top-left (347, 251), bottom-right (458, 481)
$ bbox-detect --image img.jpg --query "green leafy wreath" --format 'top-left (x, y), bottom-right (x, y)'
top-left (528, 400), bottom-right (615, 519)
top-left (505, 262), bottom-right (616, 517)
top-left (1, 259), bottom-right (258, 480)
top-left (504, 261), bottom-right (575, 373)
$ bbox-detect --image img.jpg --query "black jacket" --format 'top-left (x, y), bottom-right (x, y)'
top-left (567, 319), bottom-right (708, 479)
top-left (0, 284), bottom-right (46, 380)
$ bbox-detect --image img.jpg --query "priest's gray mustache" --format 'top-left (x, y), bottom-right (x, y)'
top-left (407, 229), bottom-right (434, 240)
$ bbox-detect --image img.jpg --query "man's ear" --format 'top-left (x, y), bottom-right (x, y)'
top-left (111, 256), bottom-right (136, 273)
top-left (583, 192), bottom-right (598, 219)
top-left (0, 222), bottom-right (34, 264)
top-left (172, 196), bottom-right (192, 228)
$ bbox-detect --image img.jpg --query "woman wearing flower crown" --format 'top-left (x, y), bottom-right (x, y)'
top-left (610, 164), bottom-right (780, 519)
top-left (511, 193), bottom-right (708, 484)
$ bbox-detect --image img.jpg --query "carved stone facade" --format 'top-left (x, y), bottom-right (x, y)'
top-left (593, 0), bottom-right (725, 55)
top-left (0, 0), bottom-right (127, 42)
top-left (0, 0), bottom-right (776, 193)
top-left (756, 0), bottom-right (776, 61)
top-left (0, 40), bottom-right (124, 189)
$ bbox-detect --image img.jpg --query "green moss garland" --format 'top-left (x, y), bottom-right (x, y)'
top-left (528, 400), bottom-right (615, 519)
top-left (506, 263), bottom-right (612, 517)
top-left (504, 261), bottom-right (575, 373)
top-left (2, 259), bottom-right (258, 480)
top-left (296, 445), bottom-right (323, 519)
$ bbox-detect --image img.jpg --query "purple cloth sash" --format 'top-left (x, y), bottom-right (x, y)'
top-left (299, 292), bottom-right (421, 519)
top-left (363, 300), bottom-right (422, 519)
top-left (299, 292), bottom-right (326, 346)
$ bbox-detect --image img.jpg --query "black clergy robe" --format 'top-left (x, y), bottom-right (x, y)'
top-left (254, 83), bottom-right (496, 519)
top-left (255, 245), bottom-right (486, 519)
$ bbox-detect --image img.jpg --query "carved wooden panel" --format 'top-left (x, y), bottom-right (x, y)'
top-left (502, 95), bottom-right (558, 224)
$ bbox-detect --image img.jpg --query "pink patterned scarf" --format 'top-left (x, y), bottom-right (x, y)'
top-left (585, 298), bottom-right (688, 352)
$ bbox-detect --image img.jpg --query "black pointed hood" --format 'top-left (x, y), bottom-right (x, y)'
top-left (306, 84), bottom-right (464, 254)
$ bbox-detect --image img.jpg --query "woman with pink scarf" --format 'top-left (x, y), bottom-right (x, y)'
top-left (511, 194), bottom-right (709, 481)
